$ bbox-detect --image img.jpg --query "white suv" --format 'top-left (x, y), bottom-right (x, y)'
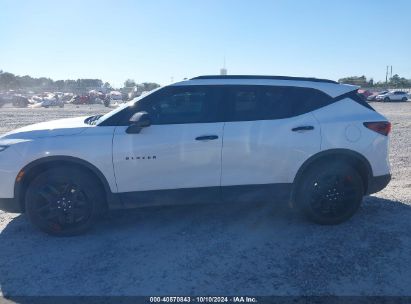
top-left (0, 76), bottom-right (391, 236)
top-left (376, 91), bottom-right (408, 102)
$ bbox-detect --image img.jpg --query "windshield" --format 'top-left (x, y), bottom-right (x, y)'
top-left (95, 87), bottom-right (162, 125)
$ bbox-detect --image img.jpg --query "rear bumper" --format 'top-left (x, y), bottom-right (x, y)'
top-left (367, 174), bottom-right (391, 195)
top-left (0, 198), bottom-right (22, 213)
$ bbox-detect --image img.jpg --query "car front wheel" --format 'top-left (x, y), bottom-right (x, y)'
top-left (296, 163), bottom-right (364, 225)
top-left (25, 166), bottom-right (105, 236)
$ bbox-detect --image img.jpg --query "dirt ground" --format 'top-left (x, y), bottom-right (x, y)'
top-left (0, 102), bottom-right (410, 297)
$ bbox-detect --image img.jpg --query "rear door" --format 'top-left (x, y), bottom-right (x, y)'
top-left (112, 85), bottom-right (224, 203)
top-left (391, 92), bottom-right (399, 101)
top-left (394, 91), bottom-right (404, 101)
top-left (221, 85), bottom-right (329, 202)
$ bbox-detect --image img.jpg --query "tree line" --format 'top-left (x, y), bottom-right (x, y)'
top-left (338, 75), bottom-right (411, 88)
top-left (0, 71), bottom-right (160, 94)
top-left (123, 79), bottom-right (161, 92)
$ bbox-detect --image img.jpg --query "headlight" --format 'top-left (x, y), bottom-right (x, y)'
top-left (0, 145), bottom-right (9, 152)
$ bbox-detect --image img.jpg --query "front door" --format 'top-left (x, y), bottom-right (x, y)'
top-left (112, 85), bottom-right (224, 204)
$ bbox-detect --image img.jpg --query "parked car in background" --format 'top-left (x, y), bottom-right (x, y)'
top-left (376, 91), bottom-right (408, 102)
top-left (29, 95), bottom-right (43, 104)
top-left (109, 91), bottom-right (123, 101)
top-left (30, 93), bottom-right (64, 108)
top-left (88, 90), bottom-right (106, 105)
top-left (61, 93), bottom-right (74, 103)
top-left (0, 93), bottom-right (29, 108)
top-left (69, 95), bottom-right (92, 105)
top-left (12, 95), bottom-right (30, 108)
top-left (367, 90), bottom-right (388, 101)
top-left (357, 89), bottom-right (373, 100)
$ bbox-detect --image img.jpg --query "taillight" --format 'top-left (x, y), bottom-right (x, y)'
top-left (363, 121), bottom-right (391, 136)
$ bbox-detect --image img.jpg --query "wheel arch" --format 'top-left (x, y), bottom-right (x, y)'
top-left (14, 156), bottom-right (117, 212)
top-left (291, 149), bottom-right (373, 204)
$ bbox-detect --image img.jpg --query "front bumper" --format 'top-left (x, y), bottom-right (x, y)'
top-left (0, 198), bottom-right (22, 213)
top-left (367, 174), bottom-right (391, 195)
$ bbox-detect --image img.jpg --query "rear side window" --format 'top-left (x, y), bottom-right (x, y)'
top-left (227, 85), bottom-right (333, 121)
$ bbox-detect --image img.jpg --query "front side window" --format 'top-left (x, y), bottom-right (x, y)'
top-left (135, 86), bottom-right (223, 125)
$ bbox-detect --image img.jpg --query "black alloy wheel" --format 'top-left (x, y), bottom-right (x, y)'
top-left (25, 167), bottom-right (104, 236)
top-left (297, 163), bottom-right (364, 225)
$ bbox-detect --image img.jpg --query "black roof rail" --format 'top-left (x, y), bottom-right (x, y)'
top-left (191, 75), bottom-right (338, 84)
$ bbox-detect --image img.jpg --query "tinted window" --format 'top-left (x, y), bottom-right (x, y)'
top-left (229, 88), bottom-right (259, 121)
top-left (227, 85), bottom-right (332, 121)
top-left (339, 90), bottom-right (375, 111)
top-left (136, 86), bottom-right (223, 125)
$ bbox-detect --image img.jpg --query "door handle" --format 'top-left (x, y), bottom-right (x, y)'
top-left (292, 126), bottom-right (314, 132)
top-left (195, 135), bottom-right (219, 141)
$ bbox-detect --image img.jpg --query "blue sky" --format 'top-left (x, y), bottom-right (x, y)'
top-left (1, 0), bottom-right (410, 87)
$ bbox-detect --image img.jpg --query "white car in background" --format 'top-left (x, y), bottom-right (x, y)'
top-left (376, 91), bottom-right (408, 102)
top-left (0, 75), bottom-right (392, 236)
top-left (29, 94), bottom-right (64, 108)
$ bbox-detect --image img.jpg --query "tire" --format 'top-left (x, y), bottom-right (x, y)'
top-left (295, 162), bottom-right (364, 225)
top-left (402, 97), bottom-right (407, 102)
top-left (25, 166), bottom-right (105, 236)
top-left (384, 97), bottom-right (390, 102)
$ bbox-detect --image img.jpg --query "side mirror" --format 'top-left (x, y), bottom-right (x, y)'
top-left (126, 111), bottom-right (152, 134)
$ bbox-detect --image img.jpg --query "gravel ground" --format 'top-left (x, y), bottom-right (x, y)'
top-left (0, 102), bottom-right (410, 297)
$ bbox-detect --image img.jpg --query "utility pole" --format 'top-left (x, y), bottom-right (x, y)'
top-left (220, 56), bottom-right (227, 75)
top-left (385, 66), bottom-right (388, 85)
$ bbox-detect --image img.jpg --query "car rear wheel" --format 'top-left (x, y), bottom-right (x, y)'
top-left (25, 166), bottom-right (105, 236)
top-left (402, 97), bottom-right (407, 102)
top-left (296, 163), bottom-right (364, 225)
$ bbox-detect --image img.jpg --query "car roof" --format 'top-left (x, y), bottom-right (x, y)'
top-left (171, 75), bottom-right (357, 98)
top-left (191, 75), bottom-right (338, 83)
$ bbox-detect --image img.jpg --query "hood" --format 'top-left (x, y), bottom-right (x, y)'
top-left (0, 116), bottom-right (92, 140)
